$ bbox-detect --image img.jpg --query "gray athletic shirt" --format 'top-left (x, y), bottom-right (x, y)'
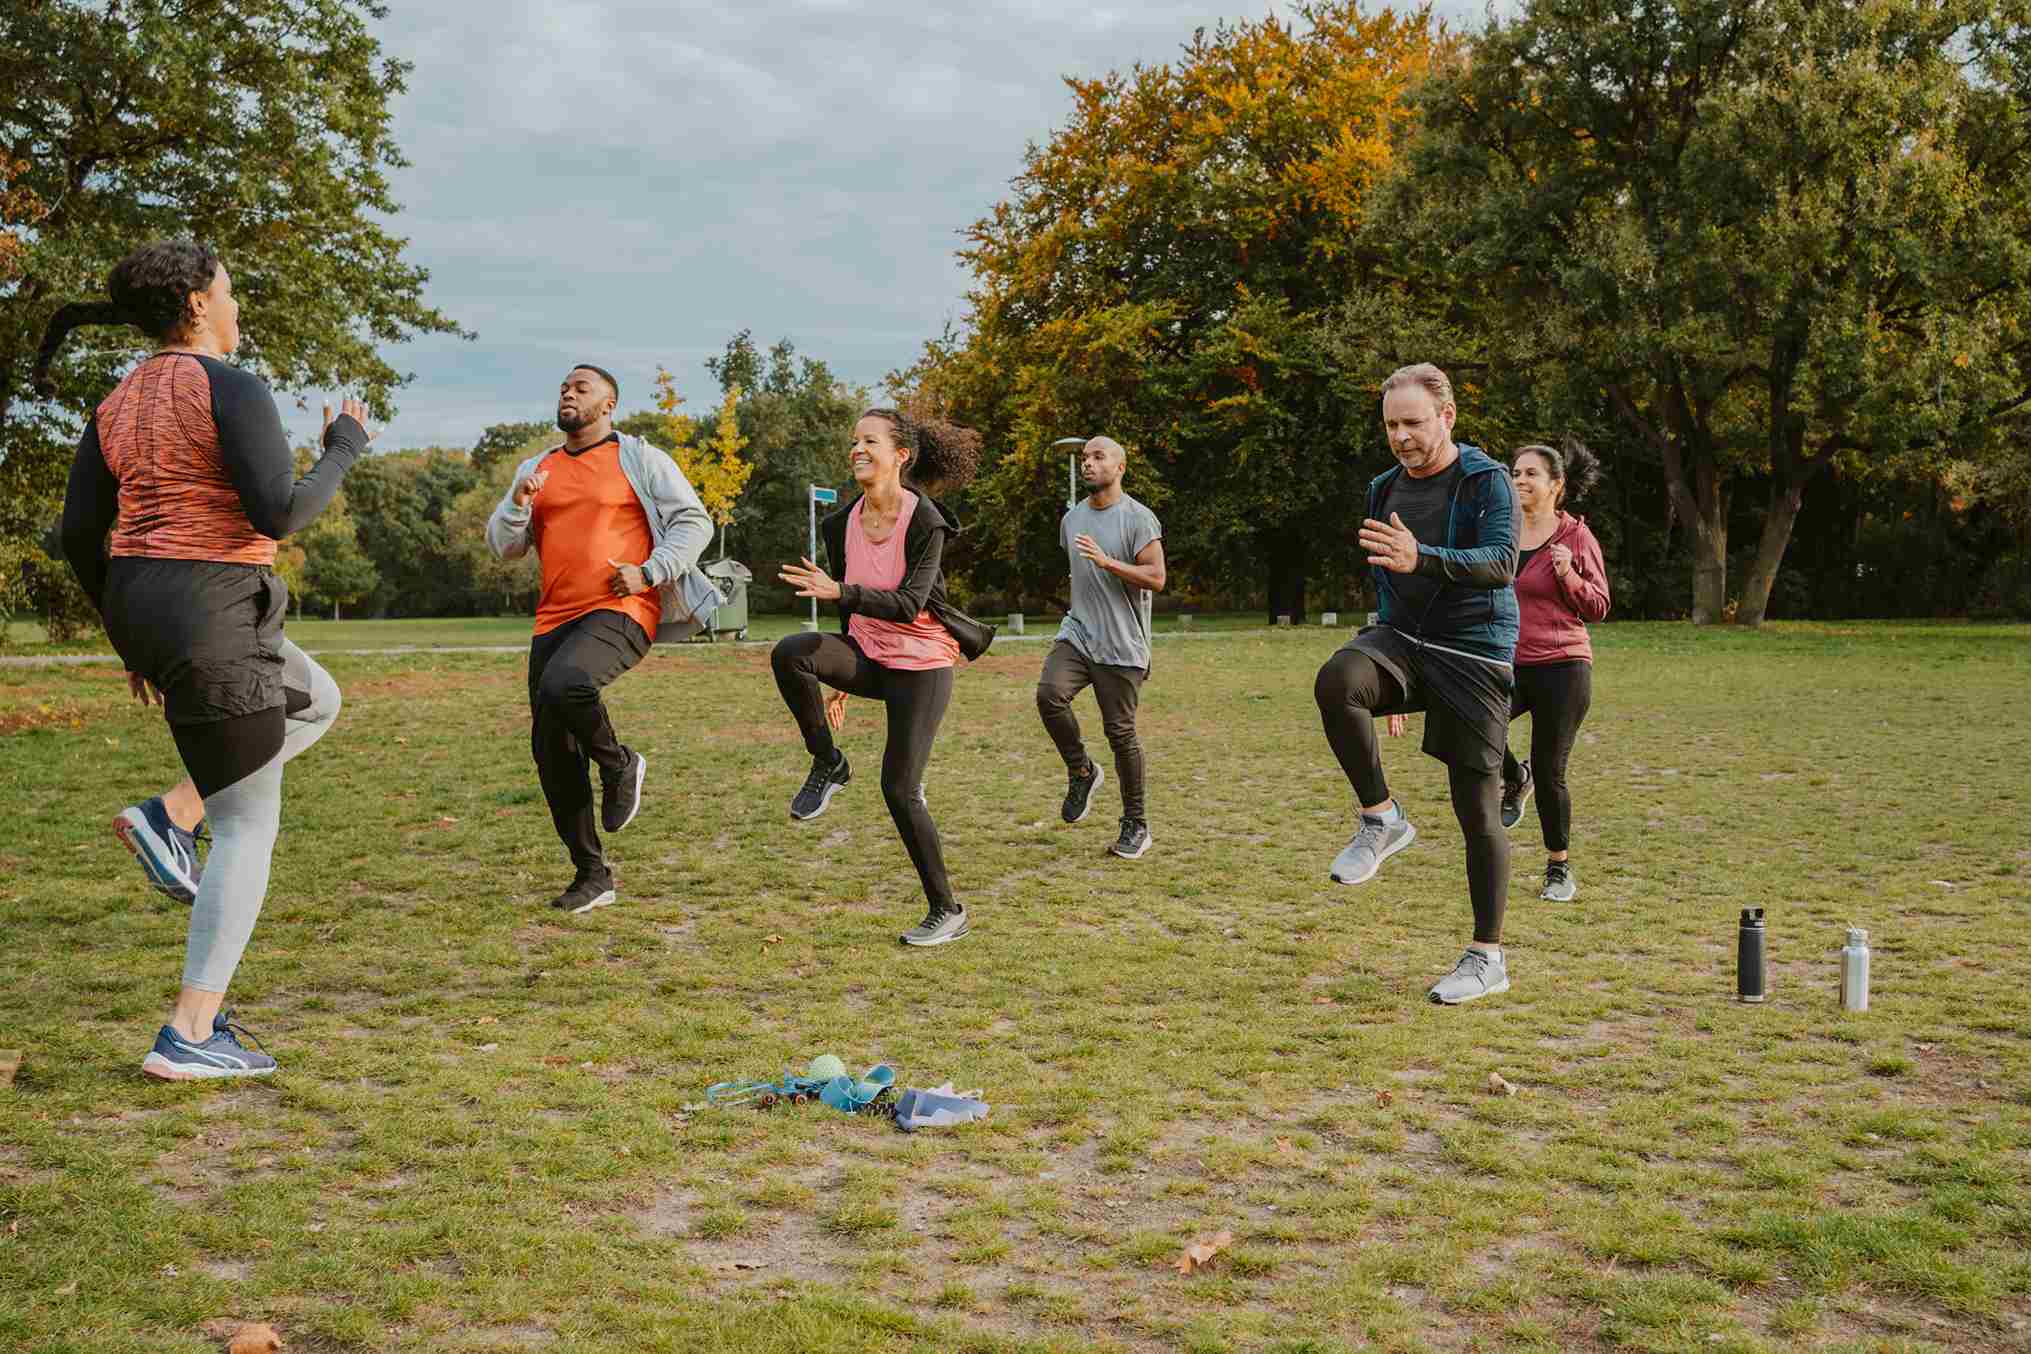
top-left (1056, 493), bottom-right (1163, 670)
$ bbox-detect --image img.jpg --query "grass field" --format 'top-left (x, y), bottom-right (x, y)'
top-left (0, 609), bottom-right (1277, 656)
top-left (3, 621), bottom-right (2028, 1353)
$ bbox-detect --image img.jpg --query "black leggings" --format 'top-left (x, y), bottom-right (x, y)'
top-left (1501, 661), bottom-right (1592, 854)
top-left (1314, 647), bottom-right (1509, 944)
top-left (770, 631), bottom-right (956, 912)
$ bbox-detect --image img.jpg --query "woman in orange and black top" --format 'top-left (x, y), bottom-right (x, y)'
top-left (58, 240), bottom-right (372, 1080)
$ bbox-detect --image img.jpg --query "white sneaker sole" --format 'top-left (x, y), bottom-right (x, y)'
top-left (568, 888), bottom-right (618, 915)
top-left (1540, 882), bottom-right (1576, 902)
top-left (791, 778), bottom-right (847, 821)
top-left (900, 919), bottom-right (970, 947)
top-left (114, 808), bottom-right (197, 900)
top-left (142, 1052), bottom-right (275, 1081)
top-left (1428, 973), bottom-right (1510, 1006)
top-left (607, 755), bottom-right (647, 833)
top-left (1065, 766), bottom-right (1104, 823)
top-left (1330, 822), bottom-right (1418, 884)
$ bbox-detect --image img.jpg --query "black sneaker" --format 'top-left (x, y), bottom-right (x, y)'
top-left (899, 906), bottom-right (970, 947)
top-left (1108, 817), bottom-right (1152, 859)
top-left (791, 749), bottom-right (851, 820)
top-left (1061, 764), bottom-right (1104, 823)
top-left (1500, 759), bottom-right (1533, 831)
top-left (601, 748), bottom-right (647, 833)
top-left (550, 868), bottom-right (617, 914)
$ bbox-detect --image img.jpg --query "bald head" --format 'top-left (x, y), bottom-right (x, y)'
top-left (1079, 436), bottom-right (1127, 494)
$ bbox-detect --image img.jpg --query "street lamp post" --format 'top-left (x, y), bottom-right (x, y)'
top-left (1051, 436), bottom-right (1086, 510)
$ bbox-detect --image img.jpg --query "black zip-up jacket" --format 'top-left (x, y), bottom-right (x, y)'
top-left (819, 491), bottom-right (995, 662)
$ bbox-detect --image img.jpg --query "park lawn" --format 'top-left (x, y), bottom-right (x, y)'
top-left (1, 621), bottom-right (2027, 1354)
top-left (0, 610), bottom-right (1274, 657)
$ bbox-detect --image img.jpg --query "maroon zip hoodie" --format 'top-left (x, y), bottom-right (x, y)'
top-left (1514, 512), bottom-right (1610, 665)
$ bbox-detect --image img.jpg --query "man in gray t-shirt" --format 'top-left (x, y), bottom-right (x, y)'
top-left (1036, 436), bottom-right (1166, 859)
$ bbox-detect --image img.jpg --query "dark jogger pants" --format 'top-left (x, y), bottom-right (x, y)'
top-left (1035, 639), bottom-right (1148, 821)
top-left (528, 609), bottom-right (650, 873)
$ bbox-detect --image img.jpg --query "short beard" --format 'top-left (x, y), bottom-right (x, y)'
top-left (556, 409), bottom-right (594, 434)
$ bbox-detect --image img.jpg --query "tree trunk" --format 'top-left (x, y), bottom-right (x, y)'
top-left (1263, 529), bottom-right (1308, 624)
top-left (1688, 501), bottom-right (1727, 624)
top-left (1735, 476), bottom-right (1806, 628)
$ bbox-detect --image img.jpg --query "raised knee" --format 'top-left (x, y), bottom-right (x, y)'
top-left (536, 666), bottom-right (589, 708)
top-left (1314, 661), bottom-right (1349, 710)
top-left (1035, 684), bottom-right (1070, 716)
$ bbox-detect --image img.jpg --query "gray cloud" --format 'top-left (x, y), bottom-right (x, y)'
top-left (325, 1), bottom-right (1510, 450)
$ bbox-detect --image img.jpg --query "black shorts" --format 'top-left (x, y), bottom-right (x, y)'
top-left (1340, 624), bottom-right (1513, 774)
top-left (101, 557), bottom-right (290, 726)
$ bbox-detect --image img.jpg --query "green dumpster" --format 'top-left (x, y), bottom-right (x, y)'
top-left (703, 559), bottom-right (752, 641)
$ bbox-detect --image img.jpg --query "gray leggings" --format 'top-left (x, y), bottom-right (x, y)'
top-left (176, 641), bottom-right (341, 992)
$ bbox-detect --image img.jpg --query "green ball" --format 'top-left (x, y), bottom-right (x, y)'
top-left (807, 1054), bottom-right (846, 1081)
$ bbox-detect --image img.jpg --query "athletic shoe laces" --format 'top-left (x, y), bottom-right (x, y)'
top-left (1450, 950), bottom-right (1490, 981)
top-left (800, 757), bottom-right (836, 799)
top-left (214, 1011), bottom-right (267, 1053)
top-left (1349, 816), bottom-right (1390, 856)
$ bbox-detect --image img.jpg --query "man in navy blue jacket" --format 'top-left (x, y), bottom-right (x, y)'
top-left (1314, 363), bottom-right (1521, 1005)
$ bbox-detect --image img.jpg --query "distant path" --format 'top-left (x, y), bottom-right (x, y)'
top-left (0, 627), bottom-right (1299, 668)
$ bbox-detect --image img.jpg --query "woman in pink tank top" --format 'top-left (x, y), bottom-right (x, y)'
top-left (772, 408), bottom-right (992, 948)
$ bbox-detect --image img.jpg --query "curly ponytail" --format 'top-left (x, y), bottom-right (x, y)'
top-left (861, 407), bottom-right (982, 494)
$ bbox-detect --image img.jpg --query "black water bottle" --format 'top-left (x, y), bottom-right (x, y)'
top-left (1737, 907), bottom-right (1766, 1003)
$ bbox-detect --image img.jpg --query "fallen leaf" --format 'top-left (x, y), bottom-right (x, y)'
top-left (1170, 1229), bottom-right (1233, 1274)
top-left (1487, 1071), bottom-right (1519, 1097)
top-left (159, 1261), bottom-right (177, 1276)
top-left (476, 1043), bottom-right (499, 1053)
top-left (763, 934), bottom-right (782, 945)
top-left (1917, 1043), bottom-right (1934, 1053)
top-left (54, 1279), bottom-right (76, 1296)
top-left (473, 1016), bottom-right (498, 1027)
top-left (0, 1050), bottom-right (18, 1089)
top-left (1375, 1090), bottom-right (1393, 1108)
top-left (1312, 995), bottom-right (1336, 1006)
top-left (1274, 1137), bottom-right (1295, 1157)
top-left (227, 1321), bottom-right (284, 1353)
top-left (433, 816), bottom-right (459, 829)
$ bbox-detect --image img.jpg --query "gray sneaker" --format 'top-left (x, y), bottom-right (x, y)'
top-left (1426, 947), bottom-right (1510, 1005)
top-left (900, 906), bottom-right (969, 947)
top-left (1329, 808), bottom-right (1417, 884)
top-left (1540, 861), bottom-right (1576, 902)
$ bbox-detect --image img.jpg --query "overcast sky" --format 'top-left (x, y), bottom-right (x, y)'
top-left (340, 1), bottom-right (1511, 450)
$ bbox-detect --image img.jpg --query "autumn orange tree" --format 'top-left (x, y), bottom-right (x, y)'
top-left (902, 3), bottom-right (1452, 617)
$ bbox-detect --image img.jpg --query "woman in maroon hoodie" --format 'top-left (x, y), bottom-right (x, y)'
top-left (1501, 444), bottom-right (1610, 901)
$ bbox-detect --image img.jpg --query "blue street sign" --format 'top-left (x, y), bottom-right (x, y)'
top-left (811, 487), bottom-right (838, 504)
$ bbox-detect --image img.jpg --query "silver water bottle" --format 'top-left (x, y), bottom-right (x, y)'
top-left (1841, 927), bottom-right (1870, 1012)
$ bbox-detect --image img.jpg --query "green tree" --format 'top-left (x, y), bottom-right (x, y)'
top-left (903, 4), bottom-right (1451, 618)
top-left (706, 332), bottom-right (862, 608)
top-left (0, 0), bottom-right (463, 560)
top-left (342, 449), bottom-right (480, 615)
top-left (297, 498), bottom-right (379, 619)
top-left (445, 449), bottom-right (543, 614)
top-left (472, 420), bottom-right (552, 474)
top-left (1372, 0), bottom-right (2031, 626)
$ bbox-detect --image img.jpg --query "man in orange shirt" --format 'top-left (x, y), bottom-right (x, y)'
top-left (486, 364), bottom-right (713, 912)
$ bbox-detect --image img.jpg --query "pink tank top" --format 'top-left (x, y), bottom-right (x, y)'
top-left (845, 492), bottom-right (959, 671)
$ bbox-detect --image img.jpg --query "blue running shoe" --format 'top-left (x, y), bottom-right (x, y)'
top-left (113, 798), bottom-right (204, 905)
top-left (141, 1010), bottom-right (277, 1081)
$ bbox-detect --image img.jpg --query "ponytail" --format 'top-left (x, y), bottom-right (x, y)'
top-left (29, 238), bottom-right (220, 396)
